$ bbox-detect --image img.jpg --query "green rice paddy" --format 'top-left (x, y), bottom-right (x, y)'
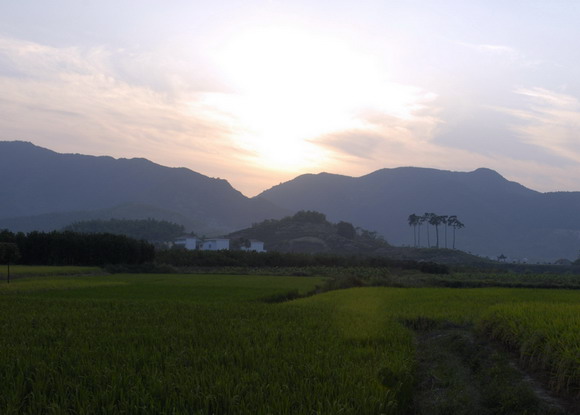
top-left (0, 271), bottom-right (578, 413)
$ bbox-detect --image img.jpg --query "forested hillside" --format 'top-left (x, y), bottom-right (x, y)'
top-left (0, 141), bottom-right (286, 235)
top-left (257, 168), bottom-right (580, 261)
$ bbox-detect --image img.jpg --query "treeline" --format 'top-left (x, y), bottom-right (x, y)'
top-left (155, 249), bottom-right (449, 274)
top-left (407, 213), bottom-right (465, 249)
top-left (0, 230), bottom-right (154, 266)
top-left (63, 218), bottom-right (185, 242)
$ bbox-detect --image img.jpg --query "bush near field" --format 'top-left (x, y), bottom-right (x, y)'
top-left (155, 249), bottom-right (449, 273)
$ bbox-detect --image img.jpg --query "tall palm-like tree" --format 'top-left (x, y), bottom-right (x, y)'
top-left (440, 215), bottom-right (449, 248)
top-left (417, 215), bottom-right (425, 247)
top-left (423, 213), bottom-right (433, 247)
top-left (407, 214), bottom-right (420, 247)
top-left (448, 216), bottom-right (465, 249)
top-left (428, 214), bottom-right (444, 248)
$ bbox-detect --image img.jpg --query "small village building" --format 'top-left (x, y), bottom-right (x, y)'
top-left (199, 238), bottom-right (230, 251)
top-left (240, 240), bottom-right (266, 253)
top-left (174, 236), bottom-right (198, 250)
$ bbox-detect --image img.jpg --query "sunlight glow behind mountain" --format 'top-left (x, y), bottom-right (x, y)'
top-left (211, 25), bottom-right (435, 170)
top-left (1, 1), bottom-right (580, 196)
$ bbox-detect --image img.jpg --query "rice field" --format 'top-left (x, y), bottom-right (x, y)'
top-left (0, 273), bottom-right (578, 413)
top-left (1, 265), bottom-right (102, 278)
top-left (480, 302), bottom-right (580, 397)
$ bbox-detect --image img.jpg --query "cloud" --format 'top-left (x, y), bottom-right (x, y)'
top-left (0, 35), bottom-right (249, 180)
top-left (309, 89), bottom-right (441, 163)
top-left (507, 87), bottom-right (580, 162)
top-left (471, 43), bottom-right (519, 56)
top-left (2, 34), bottom-right (580, 197)
top-left (458, 42), bottom-right (520, 58)
top-left (307, 81), bottom-right (580, 194)
top-left (458, 42), bottom-right (543, 67)
top-left (313, 131), bottom-right (383, 160)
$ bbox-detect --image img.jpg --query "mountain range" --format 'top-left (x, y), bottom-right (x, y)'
top-left (0, 141), bottom-right (287, 235)
top-left (1, 140), bottom-right (579, 262)
top-left (257, 168), bottom-right (580, 261)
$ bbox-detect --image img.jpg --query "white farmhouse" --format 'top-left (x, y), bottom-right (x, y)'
top-left (240, 240), bottom-right (266, 253)
top-left (174, 236), bottom-right (198, 250)
top-left (199, 238), bottom-right (230, 251)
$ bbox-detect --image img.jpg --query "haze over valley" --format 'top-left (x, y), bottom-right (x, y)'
top-left (2, 140), bottom-right (579, 262)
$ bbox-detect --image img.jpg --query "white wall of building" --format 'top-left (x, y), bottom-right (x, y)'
top-left (174, 237), bottom-right (198, 250)
top-left (241, 240), bottom-right (266, 252)
top-left (200, 239), bottom-right (230, 251)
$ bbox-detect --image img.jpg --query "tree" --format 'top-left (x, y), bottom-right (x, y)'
top-left (336, 221), bottom-right (356, 240)
top-left (407, 214), bottom-right (420, 247)
top-left (423, 213), bottom-right (437, 248)
top-left (427, 214), bottom-right (445, 248)
top-left (292, 211), bottom-right (327, 224)
top-left (64, 218), bottom-right (185, 241)
top-left (448, 216), bottom-right (465, 249)
top-left (417, 215), bottom-right (426, 247)
top-left (440, 215), bottom-right (449, 248)
top-left (0, 242), bottom-right (20, 283)
top-left (423, 213), bottom-right (429, 247)
top-left (231, 237), bottom-right (251, 250)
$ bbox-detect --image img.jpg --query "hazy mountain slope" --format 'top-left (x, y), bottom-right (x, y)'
top-left (256, 167), bottom-right (580, 261)
top-left (0, 141), bottom-right (286, 234)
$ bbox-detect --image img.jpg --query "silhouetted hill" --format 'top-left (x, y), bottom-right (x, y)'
top-left (256, 167), bottom-right (580, 262)
top-left (0, 141), bottom-right (287, 234)
top-left (228, 210), bottom-right (487, 264)
top-left (228, 210), bottom-right (390, 254)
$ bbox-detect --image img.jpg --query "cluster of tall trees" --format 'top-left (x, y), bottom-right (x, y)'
top-left (407, 213), bottom-right (465, 249)
top-left (0, 230), bottom-right (154, 266)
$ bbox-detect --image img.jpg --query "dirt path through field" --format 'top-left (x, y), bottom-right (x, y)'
top-left (408, 321), bottom-right (574, 415)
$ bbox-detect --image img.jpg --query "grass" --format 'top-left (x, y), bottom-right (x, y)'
top-left (0, 273), bottom-right (578, 413)
top-left (480, 303), bottom-right (580, 397)
top-left (293, 286), bottom-right (580, 411)
top-left (108, 265), bottom-right (580, 290)
top-left (0, 273), bottom-right (324, 302)
top-left (0, 265), bottom-right (102, 278)
top-left (411, 322), bottom-right (565, 415)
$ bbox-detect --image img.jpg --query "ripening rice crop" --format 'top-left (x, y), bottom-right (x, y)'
top-left (479, 302), bottom-right (580, 397)
top-left (0, 274), bottom-right (579, 413)
top-left (0, 274), bottom-right (413, 414)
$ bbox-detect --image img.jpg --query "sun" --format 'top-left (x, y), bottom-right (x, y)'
top-left (210, 25), bottom-right (390, 171)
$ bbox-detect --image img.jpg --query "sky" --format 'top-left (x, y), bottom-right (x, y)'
top-left (1, 0), bottom-right (580, 196)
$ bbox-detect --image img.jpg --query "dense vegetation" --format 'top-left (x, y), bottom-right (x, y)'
top-left (155, 248), bottom-right (450, 274)
top-left (0, 272), bottom-right (577, 414)
top-left (0, 230), bottom-right (154, 266)
top-left (63, 218), bottom-right (186, 241)
top-left (228, 210), bottom-right (389, 254)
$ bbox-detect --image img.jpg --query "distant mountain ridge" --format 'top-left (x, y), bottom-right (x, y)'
top-left (3, 140), bottom-right (580, 261)
top-left (256, 168), bottom-right (580, 261)
top-left (0, 141), bottom-right (287, 234)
